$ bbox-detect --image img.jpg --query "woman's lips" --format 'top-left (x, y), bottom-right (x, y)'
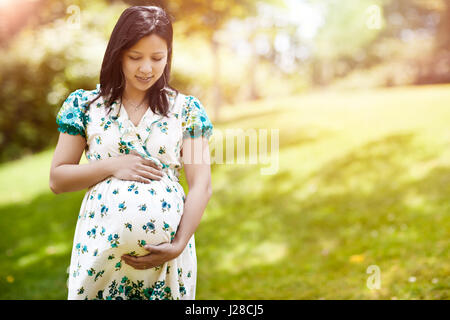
top-left (136, 75), bottom-right (153, 82)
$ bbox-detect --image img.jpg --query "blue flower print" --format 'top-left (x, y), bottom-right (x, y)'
top-left (87, 152), bottom-right (101, 161)
top-left (142, 219), bottom-right (156, 234)
top-left (118, 140), bottom-right (132, 154)
top-left (56, 92), bottom-right (86, 137)
top-left (100, 117), bottom-right (112, 130)
top-left (108, 234), bottom-right (120, 248)
top-left (94, 270), bottom-right (104, 282)
top-left (75, 243), bottom-right (88, 255)
top-left (87, 226), bottom-right (97, 239)
top-left (161, 199), bottom-right (171, 213)
top-left (124, 223), bottom-right (132, 231)
top-left (137, 240), bottom-right (147, 248)
top-left (178, 281), bottom-right (186, 297)
top-left (127, 183), bottom-right (139, 194)
top-left (157, 121), bottom-right (168, 134)
top-left (73, 263), bottom-right (81, 278)
top-left (126, 251), bottom-right (139, 257)
top-left (118, 201), bottom-right (127, 212)
top-left (100, 204), bottom-right (109, 217)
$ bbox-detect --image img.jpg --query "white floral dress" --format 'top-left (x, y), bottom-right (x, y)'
top-left (56, 84), bottom-right (213, 300)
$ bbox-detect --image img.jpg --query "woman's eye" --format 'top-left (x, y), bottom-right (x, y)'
top-left (129, 57), bottom-right (162, 61)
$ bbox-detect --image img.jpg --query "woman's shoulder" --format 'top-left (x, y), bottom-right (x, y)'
top-left (166, 87), bottom-right (199, 103)
top-left (65, 85), bottom-right (99, 105)
top-left (166, 88), bottom-right (192, 115)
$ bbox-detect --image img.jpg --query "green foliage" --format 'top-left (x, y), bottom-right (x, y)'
top-left (313, 0), bottom-right (385, 59)
top-left (0, 1), bottom-right (118, 163)
top-left (308, 0), bottom-right (450, 85)
top-left (0, 0), bottom-right (284, 163)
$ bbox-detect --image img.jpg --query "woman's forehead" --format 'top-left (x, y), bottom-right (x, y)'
top-left (129, 34), bottom-right (167, 53)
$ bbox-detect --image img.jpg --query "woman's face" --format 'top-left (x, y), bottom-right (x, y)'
top-left (121, 33), bottom-right (168, 93)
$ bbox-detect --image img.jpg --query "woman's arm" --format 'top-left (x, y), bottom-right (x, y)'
top-left (49, 132), bottom-right (116, 194)
top-left (171, 136), bottom-right (213, 252)
top-left (120, 137), bottom-right (212, 270)
top-left (49, 133), bottom-right (164, 194)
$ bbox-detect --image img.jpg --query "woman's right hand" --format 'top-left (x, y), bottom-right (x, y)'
top-left (110, 150), bottom-right (164, 183)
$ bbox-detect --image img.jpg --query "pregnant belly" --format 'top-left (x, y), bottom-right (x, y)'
top-left (83, 176), bottom-right (185, 257)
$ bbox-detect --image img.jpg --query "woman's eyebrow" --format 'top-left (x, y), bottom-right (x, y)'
top-left (130, 50), bottom-right (165, 54)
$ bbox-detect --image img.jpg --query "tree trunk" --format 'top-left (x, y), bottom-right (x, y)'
top-left (211, 36), bottom-right (222, 123)
top-left (247, 51), bottom-right (260, 100)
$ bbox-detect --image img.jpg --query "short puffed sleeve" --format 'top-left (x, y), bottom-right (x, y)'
top-left (56, 89), bottom-right (88, 138)
top-left (181, 95), bottom-right (214, 140)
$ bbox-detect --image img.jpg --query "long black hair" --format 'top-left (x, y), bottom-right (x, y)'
top-left (87, 5), bottom-right (178, 116)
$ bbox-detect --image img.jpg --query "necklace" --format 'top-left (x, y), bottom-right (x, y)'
top-left (122, 96), bottom-right (147, 111)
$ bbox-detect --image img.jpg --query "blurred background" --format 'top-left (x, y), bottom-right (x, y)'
top-left (0, 0), bottom-right (448, 299)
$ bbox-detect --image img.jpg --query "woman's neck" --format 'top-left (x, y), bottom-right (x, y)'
top-left (122, 84), bottom-right (147, 104)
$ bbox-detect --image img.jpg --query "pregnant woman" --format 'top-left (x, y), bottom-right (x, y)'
top-left (49, 6), bottom-right (213, 300)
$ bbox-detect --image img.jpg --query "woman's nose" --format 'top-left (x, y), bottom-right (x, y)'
top-left (139, 61), bottom-right (153, 74)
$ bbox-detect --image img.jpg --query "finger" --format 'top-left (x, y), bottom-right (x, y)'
top-left (121, 254), bottom-right (135, 262)
top-left (137, 170), bottom-right (162, 181)
top-left (122, 256), bottom-right (145, 269)
top-left (143, 164), bottom-right (164, 177)
top-left (123, 253), bottom-right (151, 263)
top-left (144, 159), bottom-right (163, 170)
top-left (144, 245), bottom-right (154, 253)
top-left (124, 257), bottom-right (155, 270)
top-left (131, 174), bottom-right (152, 184)
top-left (124, 260), bottom-right (146, 270)
top-left (139, 164), bottom-right (164, 177)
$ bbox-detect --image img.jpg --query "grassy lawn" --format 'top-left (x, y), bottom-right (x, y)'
top-left (0, 84), bottom-right (449, 299)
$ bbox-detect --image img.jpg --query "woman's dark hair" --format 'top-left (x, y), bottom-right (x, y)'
top-left (87, 5), bottom-right (178, 116)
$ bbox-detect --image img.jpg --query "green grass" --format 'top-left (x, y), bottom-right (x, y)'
top-left (0, 84), bottom-right (449, 299)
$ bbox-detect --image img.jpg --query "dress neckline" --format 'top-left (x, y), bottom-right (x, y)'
top-left (119, 100), bottom-right (152, 128)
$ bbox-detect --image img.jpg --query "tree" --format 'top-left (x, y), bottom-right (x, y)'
top-left (165, 0), bottom-right (284, 122)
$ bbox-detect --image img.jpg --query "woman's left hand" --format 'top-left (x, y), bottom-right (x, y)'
top-left (121, 242), bottom-right (182, 270)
